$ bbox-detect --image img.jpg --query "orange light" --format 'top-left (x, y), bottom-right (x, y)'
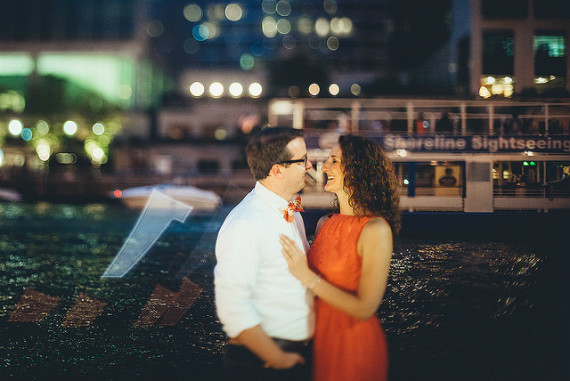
top-left (113, 189), bottom-right (123, 198)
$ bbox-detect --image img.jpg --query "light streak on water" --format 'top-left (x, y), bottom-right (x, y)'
top-left (101, 190), bottom-right (193, 278)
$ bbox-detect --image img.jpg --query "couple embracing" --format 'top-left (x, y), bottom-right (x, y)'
top-left (214, 127), bottom-right (400, 381)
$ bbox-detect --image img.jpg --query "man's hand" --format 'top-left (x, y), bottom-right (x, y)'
top-left (265, 351), bottom-right (306, 369)
top-left (234, 325), bottom-right (306, 370)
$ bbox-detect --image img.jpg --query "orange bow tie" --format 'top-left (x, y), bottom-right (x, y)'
top-left (283, 195), bottom-right (304, 222)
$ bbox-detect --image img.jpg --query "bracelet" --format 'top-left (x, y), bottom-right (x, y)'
top-left (307, 274), bottom-right (321, 290)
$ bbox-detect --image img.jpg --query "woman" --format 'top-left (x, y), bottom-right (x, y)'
top-left (280, 134), bottom-right (400, 381)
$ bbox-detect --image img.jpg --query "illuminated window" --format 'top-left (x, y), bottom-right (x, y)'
top-left (479, 76), bottom-right (514, 98)
top-left (534, 34), bottom-right (566, 78)
top-left (36, 54), bottom-right (136, 107)
top-left (0, 54), bottom-right (34, 75)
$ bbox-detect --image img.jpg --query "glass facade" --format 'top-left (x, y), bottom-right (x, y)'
top-left (483, 31), bottom-right (514, 76)
top-left (482, 0), bottom-right (528, 19)
top-left (148, 0), bottom-right (391, 73)
top-left (534, 0), bottom-right (570, 19)
top-left (0, 0), bottom-right (136, 41)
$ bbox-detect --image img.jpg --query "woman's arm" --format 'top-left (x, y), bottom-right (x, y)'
top-left (280, 217), bottom-right (393, 320)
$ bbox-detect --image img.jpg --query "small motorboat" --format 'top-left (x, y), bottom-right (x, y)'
top-left (112, 184), bottom-right (222, 212)
top-left (0, 188), bottom-right (23, 202)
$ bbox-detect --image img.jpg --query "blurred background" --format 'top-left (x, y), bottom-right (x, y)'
top-left (0, 0), bottom-right (569, 203)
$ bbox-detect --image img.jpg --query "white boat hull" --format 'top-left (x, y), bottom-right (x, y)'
top-left (114, 185), bottom-right (222, 212)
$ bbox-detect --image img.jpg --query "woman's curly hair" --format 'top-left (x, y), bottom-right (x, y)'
top-left (339, 134), bottom-right (401, 235)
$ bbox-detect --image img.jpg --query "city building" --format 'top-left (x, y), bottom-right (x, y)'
top-left (0, 0), bottom-right (163, 173)
top-left (446, 0), bottom-right (570, 97)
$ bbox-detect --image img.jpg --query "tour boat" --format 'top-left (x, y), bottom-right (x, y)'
top-left (112, 184), bottom-right (222, 212)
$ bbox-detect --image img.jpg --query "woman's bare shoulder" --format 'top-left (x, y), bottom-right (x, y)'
top-left (361, 217), bottom-right (392, 239)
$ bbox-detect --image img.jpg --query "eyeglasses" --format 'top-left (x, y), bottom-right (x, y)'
top-left (278, 155), bottom-right (308, 166)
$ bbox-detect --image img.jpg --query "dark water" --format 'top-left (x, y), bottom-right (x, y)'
top-left (0, 203), bottom-right (569, 381)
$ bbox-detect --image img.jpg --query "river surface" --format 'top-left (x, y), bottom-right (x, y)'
top-left (0, 203), bottom-right (568, 381)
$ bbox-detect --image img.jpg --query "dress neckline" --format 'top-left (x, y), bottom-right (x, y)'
top-left (335, 213), bottom-right (368, 218)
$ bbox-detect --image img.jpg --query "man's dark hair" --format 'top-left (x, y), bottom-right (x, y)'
top-left (245, 127), bottom-right (304, 181)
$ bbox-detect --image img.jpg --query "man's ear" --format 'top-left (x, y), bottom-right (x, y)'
top-left (269, 163), bottom-right (285, 179)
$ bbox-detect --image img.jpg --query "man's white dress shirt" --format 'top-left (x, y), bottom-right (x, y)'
top-left (214, 182), bottom-right (314, 341)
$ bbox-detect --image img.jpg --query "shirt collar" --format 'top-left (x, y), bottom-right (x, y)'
top-left (254, 182), bottom-right (291, 214)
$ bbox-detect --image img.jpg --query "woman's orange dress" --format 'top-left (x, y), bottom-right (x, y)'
top-left (308, 214), bottom-right (388, 381)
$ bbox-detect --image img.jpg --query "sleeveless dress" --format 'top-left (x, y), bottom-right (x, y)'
top-left (308, 214), bottom-right (388, 381)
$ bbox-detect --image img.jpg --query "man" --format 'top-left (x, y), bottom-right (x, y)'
top-left (214, 127), bottom-right (314, 380)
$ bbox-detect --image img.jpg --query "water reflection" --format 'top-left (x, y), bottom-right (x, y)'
top-left (0, 203), bottom-right (566, 380)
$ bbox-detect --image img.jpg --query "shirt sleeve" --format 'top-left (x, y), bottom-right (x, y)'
top-left (214, 218), bottom-right (262, 338)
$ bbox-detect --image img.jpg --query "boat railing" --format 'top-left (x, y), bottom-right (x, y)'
top-left (269, 98), bottom-right (570, 137)
top-left (494, 186), bottom-right (570, 198)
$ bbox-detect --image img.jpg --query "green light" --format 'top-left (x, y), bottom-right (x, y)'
top-left (523, 161), bottom-right (529, 166)
top-left (37, 54), bottom-right (136, 106)
top-left (0, 54), bottom-right (34, 75)
top-left (530, 161), bottom-right (536, 166)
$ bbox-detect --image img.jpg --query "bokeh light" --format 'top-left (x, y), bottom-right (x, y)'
top-left (63, 121), bottom-right (78, 136)
top-left (262, 0), bottom-right (276, 14)
top-left (324, 0), bottom-right (338, 14)
top-left (251, 41), bottom-right (265, 56)
top-left (21, 128), bottom-right (33, 141)
top-left (8, 119), bottom-right (23, 136)
top-left (327, 36), bottom-right (339, 50)
top-left (329, 83), bottom-right (340, 96)
top-left (339, 17), bottom-right (353, 35)
top-left (276, 1), bottom-right (291, 17)
top-left (207, 4), bottom-right (225, 20)
top-left (288, 86), bottom-right (300, 98)
top-left (276, 19), bottom-right (291, 34)
top-left (146, 21), bottom-right (164, 37)
top-left (209, 82), bottom-right (224, 98)
top-left (225, 3), bottom-right (243, 21)
top-left (193, 24), bottom-right (209, 41)
top-left (248, 83), bottom-right (263, 97)
top-left (350, 83), bottom-right (361, 96)
top-left (203, 22), bottom-right (220, 39)
top-left (215, 128), bottom-right (227, 140)
top-left (283, 35), bottom-right (296, 49)
top-left (36, 141), bottom-right (50, 161)
top-left (92, 147), bottom-right (105, 161)
top-left (190, 82), bottom-right (205, 96)
top-left (240, 54), bottom-right (255, 70)
top-left (229, 82), bottom-right (243, 97)
top-left (92, 123), bottom-right (105, 136)
top-left (315, 18), bottom-right (330, 37)
top-left (298, 17), bottom-right (312, 34)
top-left (309, 83), bottom-right (320, 96)
top-left (262, 17), bottom-right (277, 38)
top-left (183, 4), bottom-right (203, 22)
top-left (36, 120), bottom-right (49, 135)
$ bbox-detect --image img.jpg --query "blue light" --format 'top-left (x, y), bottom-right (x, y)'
top-left (21, 128), bottom-right (33, 141)
top-left (251, 41), bottom-right (265, 56)
top-left (192, 25), bottom-right (209, 41)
